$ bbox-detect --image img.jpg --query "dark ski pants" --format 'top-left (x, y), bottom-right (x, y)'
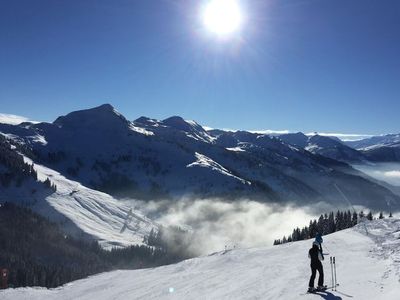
top-left (309, 263), bottom-right (324, 287)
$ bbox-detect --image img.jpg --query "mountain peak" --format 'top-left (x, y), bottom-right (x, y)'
top-left (134, 116), bottom-right (160, 126)
top-left (95, 103), bottom-right (115, 112)
top-left (161, 116), bottom-right (216, 143)
top-left (308, 134), bottom-right (339, 144)
top-left (162, 116), bottom-right (203, 132)
top-left (278, 132), bottom-right (308, 148)
top-left (162, 115), bottom-right (186, 125)
top-left (53, 104), bottom-right (128, 130)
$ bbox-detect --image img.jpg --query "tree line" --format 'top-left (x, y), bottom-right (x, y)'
top-left (0, 135), bottom-right (56, 191)
top-left (273, 209), bottom-right (392, 245)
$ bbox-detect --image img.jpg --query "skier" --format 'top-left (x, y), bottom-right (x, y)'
top-left (308, 240), bottom-right (325, 292)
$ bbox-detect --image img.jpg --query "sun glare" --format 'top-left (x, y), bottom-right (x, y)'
top-left (202, 0), bottom-right (244, 36)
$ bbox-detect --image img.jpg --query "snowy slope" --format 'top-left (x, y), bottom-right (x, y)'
top-left (3, 218), bottom-right (400, 300)
top-left (2, 155), bottom-right (158, 248)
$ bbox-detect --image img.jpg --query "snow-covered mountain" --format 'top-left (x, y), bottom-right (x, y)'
top-left (3, 218), bottom-right (399, 300)
top-left (344, 134), bottom-right (400, 162)
top-left (278, 132), bottom-right (366, 162)
top-left (363, 146), bottom-right (400, 162)
top-left (1, 104), bottom-right (399, 210)
top-left (346, 134), bottom-right (400, 150)
top-left (207, 129), bottom-right (400, 208)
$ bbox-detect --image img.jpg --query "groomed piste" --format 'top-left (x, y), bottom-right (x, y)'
top-left (2, 218), bottom-right (399, 300)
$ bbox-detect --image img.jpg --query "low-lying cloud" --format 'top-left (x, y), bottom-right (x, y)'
top-left (306, 132), bottom-right (374, 141)
top-left (130, 198), bottom-right (318, 255)
top-left (353, 163), bottom-right (400, 187)
top-left (385, 170), bottom-right (400, 178)
top-left (0, 113), bottom-right (39, 125)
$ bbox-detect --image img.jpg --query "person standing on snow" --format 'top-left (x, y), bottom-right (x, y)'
top-left (308, 240), bottom-right (325, 292)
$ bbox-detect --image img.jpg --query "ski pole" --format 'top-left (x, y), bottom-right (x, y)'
top-left (330, 257), bottom-right (334, 291)
top-left (333, 257), bottom-right (337, 291)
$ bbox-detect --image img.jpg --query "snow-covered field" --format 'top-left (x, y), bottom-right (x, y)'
top-left (2, 218), bottom-right (399, 300)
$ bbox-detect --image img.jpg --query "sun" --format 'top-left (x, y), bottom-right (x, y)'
top-left (202, 0), bottom-right (244, 36)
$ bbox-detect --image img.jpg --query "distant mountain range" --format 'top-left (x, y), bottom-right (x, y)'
top-left (1, 104), bottom-right (399, 245)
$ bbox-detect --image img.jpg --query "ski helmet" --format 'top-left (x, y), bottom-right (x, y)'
top-left (312, 241), bottom-right (320, 247)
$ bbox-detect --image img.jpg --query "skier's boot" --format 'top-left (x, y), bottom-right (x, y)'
top-left (317, 285), bottom-right (327, 291)
top-left (307, 287), bottom-right (315, 293)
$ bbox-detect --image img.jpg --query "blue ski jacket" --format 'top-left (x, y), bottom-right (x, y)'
top-left (315, 233), bottom-right (323, 244)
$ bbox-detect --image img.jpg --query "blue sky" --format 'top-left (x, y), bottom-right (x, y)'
top-left (0, 0), bottom-right (399, 134)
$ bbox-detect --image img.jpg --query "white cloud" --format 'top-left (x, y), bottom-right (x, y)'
top-left (353, 163), bottom-right (400, 186)
top-left (384, 171), bottom-right (400, 178)
top-left (204, 127), bottom-right (372, 141)
top-left (306, 132), bottom-right (374, 141)
top-left (249, 129), bottom-right (291, 135)
top-left (203, 127), bottom-right (291, 135)
top-left (0, 113), bottom-right (38, 125)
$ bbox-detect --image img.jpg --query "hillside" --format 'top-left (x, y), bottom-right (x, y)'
top-left (0, 202), bottom-right (111, 288)
top-left (0, 203), bottom-right (186, 289)
top-left (0, 134), bottom-right (158, 248)
top-left (2, 218), bottom-right (399, 299)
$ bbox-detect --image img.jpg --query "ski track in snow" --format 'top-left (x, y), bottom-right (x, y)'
top-left (355, 219), bottom-right (400, 287)
top-left (2, 219), bottom-right (400, 300)
top-left (187, 152), bottom-right (251, 185)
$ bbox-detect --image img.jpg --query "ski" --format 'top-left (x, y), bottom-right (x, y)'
top-left (301, 284), bottom-right (340, 296)
top-left (324, 283), bottom-right (339, 290)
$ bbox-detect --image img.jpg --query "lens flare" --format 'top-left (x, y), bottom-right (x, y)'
top-left (202, 0), bottom-right (243, 36)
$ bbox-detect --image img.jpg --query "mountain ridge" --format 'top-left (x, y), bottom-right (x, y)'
top-left (1, 104), bottom-right (399, 210)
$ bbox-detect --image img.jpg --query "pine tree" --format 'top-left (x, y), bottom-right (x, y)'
top-left (379, 212), bottom-right (384, 219)
top-left (347, 211), bottom-right (352, 228)
top-left (328, 212), bottom-right (335, 233)
top-left (300, 228), bottom-right (307, 240)
top-left (335, 211), bottom-right (342, 230)
top-left (44, 177), bottom-right (52, 188)
top-left (367, 211), bottom-right (373, 221)
top-left (309, 220), bottom-right (318, 238)
top-left (389, 212), bottom-right (393, 218)
top-left (317, 215), bottom-right (324, 235)
top-left (352, 211), bottom-right (358, 226)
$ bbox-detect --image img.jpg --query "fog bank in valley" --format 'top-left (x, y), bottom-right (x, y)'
top-left (353, 163), bottom-right (400, 187)
top-left (129, 198), bottom-right (324, 255)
